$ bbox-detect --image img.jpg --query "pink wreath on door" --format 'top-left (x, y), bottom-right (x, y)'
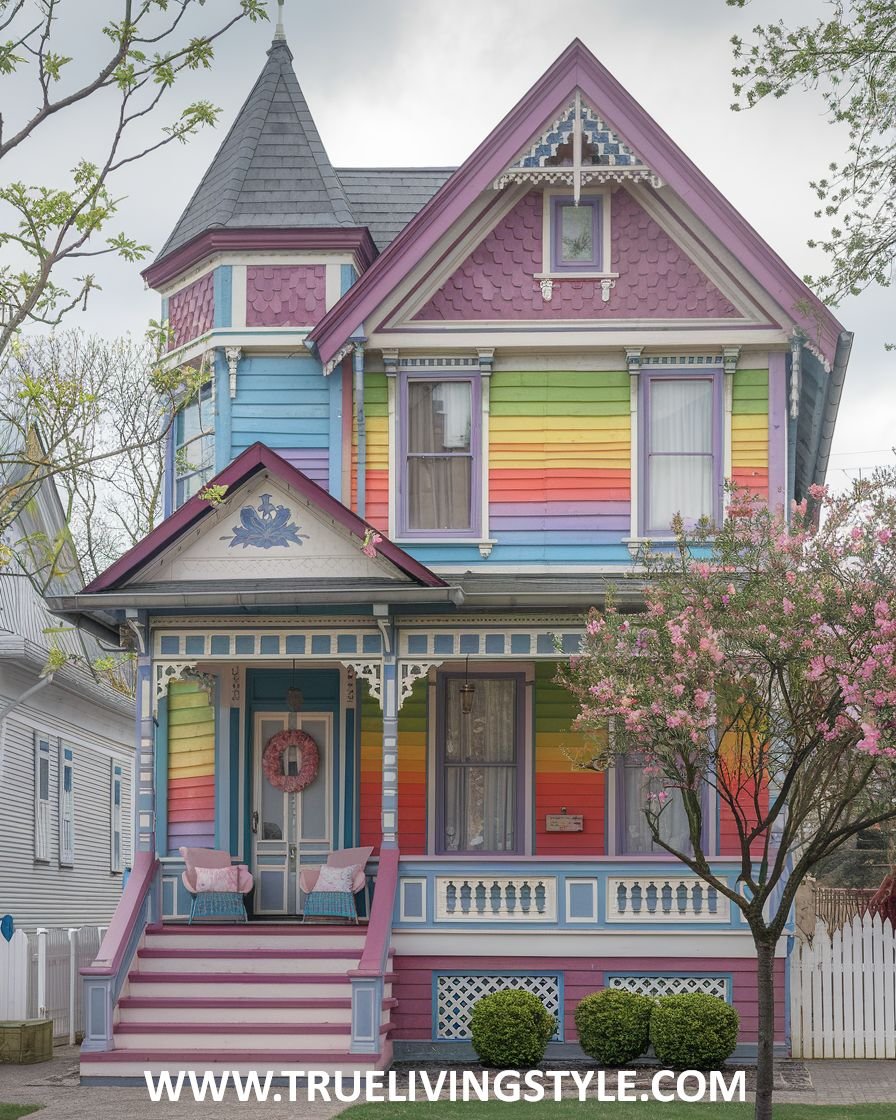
top-left (262, 729), bottom-right (319, 793)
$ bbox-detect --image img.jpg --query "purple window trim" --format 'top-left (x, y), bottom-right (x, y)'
top-left (434, 671), bottom-right (526, 856)
top-left (638, 368), bottom-right (724, 537)
top-left (397, 370), bottom-right (482, 539)
top-left (549, 196), bottom-right (603, 273)
top-left (613, 760), bottom-right (710, 856)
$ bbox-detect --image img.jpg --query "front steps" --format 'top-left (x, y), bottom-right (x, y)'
top-left (80, 923), bottom-right (394, 1082)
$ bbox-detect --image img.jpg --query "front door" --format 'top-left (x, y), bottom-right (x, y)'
top-left (252, 711), bottom-right (332, 915)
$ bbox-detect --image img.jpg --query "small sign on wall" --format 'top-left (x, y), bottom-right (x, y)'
top-left (545, 813), bottom-right (583, 832)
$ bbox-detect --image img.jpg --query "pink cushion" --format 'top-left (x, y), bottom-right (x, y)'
top-left (315, 864), bottom-right (359, 893)
top-left (195, 865), bottom-right (240, 893)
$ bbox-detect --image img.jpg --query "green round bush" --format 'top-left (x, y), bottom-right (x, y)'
top-left (469, 989), bottom-right (556, 1067)
top-left (650, 993), bottom-right (739, 1069)
top-left (574, 990), bottom-right (653, 1066)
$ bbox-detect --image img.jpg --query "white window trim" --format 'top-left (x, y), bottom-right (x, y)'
top-left (58, 742), bottom-right (75, 867)
top-left (174, 380), bottom-right (215, 506)
top-left (537, 187), bottom-right (617, 281)
top-left (110, 760), bottom-right (123, 873)
top-left (34, 733), bottom-right (52, 863)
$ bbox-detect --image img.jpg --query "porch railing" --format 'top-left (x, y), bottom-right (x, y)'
top-left (396, 859), bottom-right (743, 929)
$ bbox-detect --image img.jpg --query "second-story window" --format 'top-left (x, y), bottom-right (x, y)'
top-left (174, 382), bottom-right (214, 507)
top-left (642, 372), bottom-right (721, 535)
top-left (401, 376), bottom-right (479, 536)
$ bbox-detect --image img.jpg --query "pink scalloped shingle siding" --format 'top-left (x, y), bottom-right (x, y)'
top-left (246, 265), bottom-right (326, 327)
top-left (168, 272), bottom-right (214, 347)
top-left (415, 189), bottom-right (740, 320)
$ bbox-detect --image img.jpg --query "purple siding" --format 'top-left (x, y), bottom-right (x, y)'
top-left (415, 190), bottom-right (741, 321)
top-left (277, 448), bottom-right (330, 489)
top-left (168, 272), bottom-right (215, 347)
top-left (246, 265), bottom-right (326, 327)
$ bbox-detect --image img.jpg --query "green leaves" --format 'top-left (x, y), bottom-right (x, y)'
top-left (728, 0), bottom-right (896, 305)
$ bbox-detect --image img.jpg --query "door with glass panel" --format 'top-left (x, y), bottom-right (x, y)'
top-left (252, 712), bottom-right (331, 915)
top-left (438, 676), bottom-right (521, 854)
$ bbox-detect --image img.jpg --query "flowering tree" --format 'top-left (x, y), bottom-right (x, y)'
top-left (561, 476), bottom-right (896, 1120)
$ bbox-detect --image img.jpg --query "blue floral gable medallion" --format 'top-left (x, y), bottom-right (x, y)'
top-left (224, 494), bottom-right (309, 550)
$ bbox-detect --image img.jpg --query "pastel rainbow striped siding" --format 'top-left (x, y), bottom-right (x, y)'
top-left (731, 369), bottom-right (769, 500)
top-left (359, 684), bottom-right (383, 854)
top-left (352, 371), bottom-right (389, 528)
top-left (398, 679), bottom-right (427, 855)
top-left (534, 663), bottom-right (605, 855)
top-left (489, 370), bottom-right (630, 563)
top-left (166, 681), bottom-right (215, 854)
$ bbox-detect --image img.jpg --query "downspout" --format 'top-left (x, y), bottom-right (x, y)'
top-left (353, 339), bottom-right (367, 519)
top-left (0, 673), bottom-right (55, 781)
top-left (813, 330), bottom-right (854, 487)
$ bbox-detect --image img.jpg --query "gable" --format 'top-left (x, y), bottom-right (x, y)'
top-left (412, 188), bottom-right (744, 322)
top-left (129, 472), bottom-right (411, 586)
top-left (309, 40), bottom-right (846, 371)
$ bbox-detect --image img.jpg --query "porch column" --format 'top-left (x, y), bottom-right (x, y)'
top-left (381, 655), bottom-right (398, 848)
top-left (128, 610), bottom-right (155, 855)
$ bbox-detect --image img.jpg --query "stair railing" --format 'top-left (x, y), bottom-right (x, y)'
top-left (348, 846), bottom-right (398, 1054)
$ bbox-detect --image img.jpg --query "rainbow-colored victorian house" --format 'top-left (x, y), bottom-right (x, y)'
top-left (52, 26), bottom-right (850, 1081)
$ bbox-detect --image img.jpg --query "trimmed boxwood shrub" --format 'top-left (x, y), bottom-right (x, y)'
top-left (469, 990), bottom-right (556, 1067)
top-left (650, 993), bottom-right (739, 1069)
top-left (574, 990), bottom-right (653, 1066)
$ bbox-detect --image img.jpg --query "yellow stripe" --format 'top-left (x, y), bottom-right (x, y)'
top-left (490, 415), bottom-right (630, 435)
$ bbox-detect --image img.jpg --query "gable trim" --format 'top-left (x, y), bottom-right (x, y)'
top-left (83, 444), bottom-right (445, 593)
top-left (309, 39), bottom-right (844, 368)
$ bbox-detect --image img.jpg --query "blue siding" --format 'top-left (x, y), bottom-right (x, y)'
top-left (229, 354), bottom-right (331, 487)
top-left (214, 267), bottom-right (233, 328)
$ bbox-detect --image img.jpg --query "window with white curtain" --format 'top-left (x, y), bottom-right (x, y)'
top-left (619, 758), bottom-right (694, 855)
top-left (439, 676), bottom-right (520, 854)
top-left (644, 374), bottom-right (719, 534)
top-left (58, 744), bottom-right (75, 866)
top-left (402, 377), bottom-right (477, 535)
top-left (34, 734), bottom-right (52, 862)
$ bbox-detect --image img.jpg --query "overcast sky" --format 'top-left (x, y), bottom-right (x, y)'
top-left (5, 0), bottom-right (893, 485)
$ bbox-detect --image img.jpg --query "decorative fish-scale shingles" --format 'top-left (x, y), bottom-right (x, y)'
top-left (246, 265), bottom-right (326, 326)
top-left (168, 272), bottom-right (214, 347)
top-left (416, 189), bottom-right (741, 320)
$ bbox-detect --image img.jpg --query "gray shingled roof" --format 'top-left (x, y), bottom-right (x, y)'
top-left (337, 168), bottom-right (454, 252)
top-left (155, 30), bottom-right (457, 265)
top-left (157, 37), bottom-right (356, 260)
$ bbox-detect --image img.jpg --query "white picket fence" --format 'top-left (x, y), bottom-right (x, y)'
top-left (791, 914), bottom-right (896, 1058)
top-left (0, 926), bottom-right (104, 1043)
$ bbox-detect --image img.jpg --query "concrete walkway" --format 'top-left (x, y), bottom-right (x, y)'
top-left (1, 1049), bottom-right (895, 1114)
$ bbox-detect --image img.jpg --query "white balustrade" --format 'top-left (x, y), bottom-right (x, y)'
top-left (606, 876), bottom-right (730, 923)
top-left (435, 876), bottom-right (557, 922)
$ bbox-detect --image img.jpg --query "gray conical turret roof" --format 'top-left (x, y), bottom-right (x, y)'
top-left (156, 36), bottom-right (356, 261)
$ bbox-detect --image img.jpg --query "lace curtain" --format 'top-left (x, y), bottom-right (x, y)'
top-left (442, 678), bottom-right (517, 852)
top-left (406, 381), bottom-right (472, 531)
top-left (648, 378), bottom-right (714, 530)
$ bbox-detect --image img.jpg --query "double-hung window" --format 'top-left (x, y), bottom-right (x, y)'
top-left (58, 744), bottom-right (75, 866)
top-left (618, 758), bottom-right (694, 855)
top-left (438, 675), bottom-right (521, 854)
top-left (400, 376), bottom-right (478, 536)
top-left (642, 372), bottom-right (721, 535)
top-left (174, 381), bottom-right (214, 507)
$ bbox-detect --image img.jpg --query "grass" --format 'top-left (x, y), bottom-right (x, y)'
top-left (341, 1106), bottom-right (893, 1119)
top-left (0, 1107), bottom-right (42, 1120)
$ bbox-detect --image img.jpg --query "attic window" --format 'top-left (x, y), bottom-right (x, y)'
top-left (551, 197), bottom-right (602, 271)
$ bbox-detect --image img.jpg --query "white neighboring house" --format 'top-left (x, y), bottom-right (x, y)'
top-left (0, 477), bottom-right (134, 930)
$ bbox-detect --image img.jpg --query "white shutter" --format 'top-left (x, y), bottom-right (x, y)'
top-left (34, 734), bottom-right (52, 862)
top-left (110, 761), bottom-right (123, 873)
top-left (58, 744), bottom-right (75, 866)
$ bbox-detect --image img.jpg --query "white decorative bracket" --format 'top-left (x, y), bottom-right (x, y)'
top-left (154, 662), bottom-right (217, 707)
top-left (346, 661), bottom-right (382, 708)
top-left (399, 662), bottom-right (443, 709)
top-left (478, 540), bottom-right (495, 559)
top-left (225, 346), bottom-right (242, 399)
top-left (599, 277), bottom-right (615, 303)
top-left (323, 340), bottom-right (355, 376)
top-left (625, 347), bottom-right (643, 375)
top-left (539, 278), bottom-right (554, 302)
top-left (723, 346), bottom-right (741, 375)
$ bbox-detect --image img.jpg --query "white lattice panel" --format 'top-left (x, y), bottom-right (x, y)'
top-left (608, 975), bottom-right (728, 1000)
top-left (436, 974), bottom-right (561, 1040)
